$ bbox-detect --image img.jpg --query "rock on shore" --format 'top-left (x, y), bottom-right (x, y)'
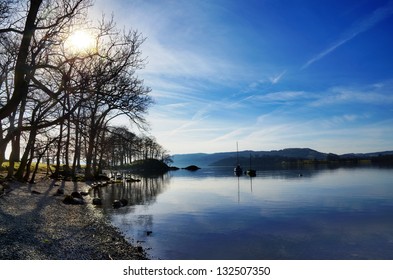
top-left (0, 178), bottom-right (147, 260)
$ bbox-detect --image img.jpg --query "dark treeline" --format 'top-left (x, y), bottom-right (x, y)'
top-left (212, 154), bottom-right (393, 169)
top-left (0, 0), bottom-right (168, 181)
top-left (104, 126), bottom-right (171, 168)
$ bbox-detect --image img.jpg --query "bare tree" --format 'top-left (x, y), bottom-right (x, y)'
top-left (0, 0), bottom-right (90, 120)
top-left (0, 0), bottom-right (92, 178)
top-left (1, 1), bottom-right (163, 182)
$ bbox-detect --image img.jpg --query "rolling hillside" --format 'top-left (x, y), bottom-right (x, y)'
top-left (171, 148), bottom-right (393, 168)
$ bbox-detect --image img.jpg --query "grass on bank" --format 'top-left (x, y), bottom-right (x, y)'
top-left (1, 161), bottom-right (54, 172)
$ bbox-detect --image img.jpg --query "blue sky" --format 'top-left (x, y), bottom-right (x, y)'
top-left (92, 0), bottom-right (393, 155)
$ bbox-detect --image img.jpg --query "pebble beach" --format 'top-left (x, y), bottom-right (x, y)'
top-left (0, 178), bottom-right (146, 260)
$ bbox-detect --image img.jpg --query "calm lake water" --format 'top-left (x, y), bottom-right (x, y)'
top-left (98, 166), bottom-right (393, 260)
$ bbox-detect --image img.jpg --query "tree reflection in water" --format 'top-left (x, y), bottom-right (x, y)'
top-left (97, 173), bottom-right (171, 213)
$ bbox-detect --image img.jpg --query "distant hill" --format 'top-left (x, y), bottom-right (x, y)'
top-left (171, 152), bottom-right (231, 168)
top-left (171, 148), bottom-right (393, 168)
top-left (340, 151), bottom-right (393, 158)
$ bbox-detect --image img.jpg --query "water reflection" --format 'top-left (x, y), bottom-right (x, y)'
top-left (100, 167), bottom-right (393, 260)
top-left (98, 174), bottom-right (171, 212)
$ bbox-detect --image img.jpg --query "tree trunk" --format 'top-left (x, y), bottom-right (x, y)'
top-left (0, 0), bottom-right (43, 120)
top-left (15, 127), bottom-right (37, 180)
top-left (84, 125), bottom-right (96, 180)
top-left (64, 94), bottom-right (71, 169)
top-left (7, 138), bottom-right (19, 178)
top-left (23, 131), bottom-right (38, 181)
top-left (30, 148), bottom-right (45, 184)
top-left (71, 107), bottom-right (81, 178)
top-left (0, 121), bottom-right (5, 165)
top-left (54, 119), bottom-right (64, 177)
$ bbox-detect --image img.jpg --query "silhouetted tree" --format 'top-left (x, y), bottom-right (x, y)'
top-left (0, 1), bottom-right (165, 182)
top-left (0, 0), bottom-right (91, 178)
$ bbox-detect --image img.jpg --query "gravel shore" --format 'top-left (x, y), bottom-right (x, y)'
top-left (0, 178), bottom-right (147, 260)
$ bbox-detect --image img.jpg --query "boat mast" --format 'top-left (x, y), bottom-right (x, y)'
top-left (234, 141), bottom-right (243, 176)
top-left (236, 141), bottom-right (239, 165)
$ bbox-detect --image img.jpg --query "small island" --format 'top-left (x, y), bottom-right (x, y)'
top-left (183, 165), bottom-right (201, 171)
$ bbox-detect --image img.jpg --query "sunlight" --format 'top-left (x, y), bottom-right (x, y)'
top-left (64, 30), bottom-right (96, 55)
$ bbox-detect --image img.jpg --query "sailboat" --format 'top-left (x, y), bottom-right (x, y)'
top-left (234, 142), bottom-right (243, 176)
top-left (234, 164), bottom-right (243, 176)
top-left (246, 153), bottom-right (256, 177)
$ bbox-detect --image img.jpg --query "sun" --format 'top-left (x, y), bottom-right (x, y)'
top-left (65, 30), bottom-right (95, 55)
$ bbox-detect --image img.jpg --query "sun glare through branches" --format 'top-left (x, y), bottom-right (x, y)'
top-left (64, 30), bottom-right (96, 55)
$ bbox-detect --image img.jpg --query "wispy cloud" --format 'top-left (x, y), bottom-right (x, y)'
top-left (242, 112), bottom-right (393, 154)
top-left (302, 1), bottom-right (393, 69)
top-left (251, 91), bottom-right (309, 103)
top-left (208, 127), bottom-right (251, 144)
top-left (143, 40), bottom-right (238, 83)
top-left (245, 82), bottom-right (393, 108)
top-left (242, 70), bottom-right (288, 95)
top-left (310, 85), bottom-right (393, 107)
top-left (269, 70), bottom-right (287, 84)
top-left (320, 114), bottom-right (369, 128)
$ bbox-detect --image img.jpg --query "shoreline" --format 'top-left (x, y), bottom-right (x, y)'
top-left (0, 177), bottom-right (147, 260)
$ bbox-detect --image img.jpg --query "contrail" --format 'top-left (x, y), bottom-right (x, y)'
top-left (302, 1), bottom-right (393, 69)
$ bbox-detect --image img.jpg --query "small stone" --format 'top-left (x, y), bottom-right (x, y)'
top-left (63, 195), bottom-right (75, 204)
top-left (120, 198), bottom-right (128, 206)
top-left (92, 198), bottom-right (102, 205)
top-left (71, 191), bottom-right (83, 199)
top-left (56, 188), bottom-right (64, 195)
top-left (112, 200), bottom-right (123, 209)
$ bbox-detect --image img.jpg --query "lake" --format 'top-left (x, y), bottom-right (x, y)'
top-left (97, 166), bottom-right (393, 260)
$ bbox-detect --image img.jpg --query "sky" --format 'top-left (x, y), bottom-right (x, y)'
top-left (92, 0), bottom-right (393, 155)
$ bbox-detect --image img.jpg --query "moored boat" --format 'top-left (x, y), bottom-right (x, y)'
top-left (246, 153), bottom-right (256, 177)
top-left (234, 164), bottom-right (243, 176)
top-left (234, 142), bottom-right (243, 176)
top-left (247, 169), bottom-right (256, 177)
